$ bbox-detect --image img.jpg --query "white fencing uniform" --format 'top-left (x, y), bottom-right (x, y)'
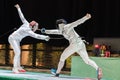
top-left (44, 15), bottom-right (99, 74)
top-left (8, 7), bottom-right (50, 72)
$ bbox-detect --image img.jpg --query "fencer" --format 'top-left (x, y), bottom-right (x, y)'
top-left (8, 4), bottom-right (50, 74)
top-left (41, 13), bottom-right (102, 80)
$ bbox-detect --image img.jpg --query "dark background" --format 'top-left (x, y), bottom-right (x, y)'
top-left (0, 0), bottom-right (120, 45)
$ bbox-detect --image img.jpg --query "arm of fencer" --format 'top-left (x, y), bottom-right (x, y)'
top-left (45, 29), bottom-right (62, 35)
top-left (41, 28), bottom-right (62, 35)
top-left (15, 4), bottom-right (28, 24)
top-left (68, 13), bottom-right (91, 28)
top-left (28, 31), bottom-right (50, 41)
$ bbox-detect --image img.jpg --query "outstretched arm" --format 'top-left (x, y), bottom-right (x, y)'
top-left (41, 28), bottom-right (62, 35)
top-left (69, 13), bottom-right (91, 28)
top-left (15, 4), bottom-right (28, 24)
top-left (28, 31), bottom-right (50, 41)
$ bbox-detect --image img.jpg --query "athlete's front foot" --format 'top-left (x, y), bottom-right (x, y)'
top-left (18, 67), bottom-right (26, 73)
top-left (51, 68), bottom-right (59, 77)
top-left (18, 69), bottom-right (26, 73)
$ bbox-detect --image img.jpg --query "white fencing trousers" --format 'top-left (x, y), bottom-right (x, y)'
top-left (8, 36), bottom-right (21, 68)
top-left (56, 40), bottom-right (98, 74)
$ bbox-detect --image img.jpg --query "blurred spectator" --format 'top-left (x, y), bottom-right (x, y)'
top-left (93, 44), bottom-right (101, 57)
top-left (104, 50), bottom-right (110, 57)
top-left (100, 44), bottom-right (107, 57)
